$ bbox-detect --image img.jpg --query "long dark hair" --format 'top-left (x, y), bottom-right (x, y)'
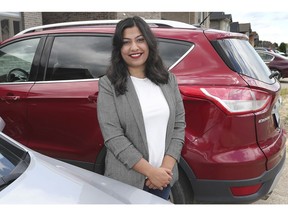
top-left (107, 16), bottom-right (169, 96)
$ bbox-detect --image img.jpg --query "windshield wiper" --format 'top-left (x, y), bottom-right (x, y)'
top-left (269, 71), bottom-right (280, 79)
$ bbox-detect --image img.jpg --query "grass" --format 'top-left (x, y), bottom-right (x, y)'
top-left (279, 87), bottom-right (288, 145)
top-left (280, 88), bottom-right (288, 96)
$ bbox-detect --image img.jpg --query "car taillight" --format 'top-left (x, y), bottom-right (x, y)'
top-left (230, 184), bottom-right (262, 196)
top-left (180, 86), bottom-right (271, 115)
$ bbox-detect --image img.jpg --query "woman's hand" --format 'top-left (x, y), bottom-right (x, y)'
top-left (145, 155), bottom-right (177, 189)
top-left (145, 167), bottom-right (173, 190)
top-left (132, 157), bottom-right (174, 190)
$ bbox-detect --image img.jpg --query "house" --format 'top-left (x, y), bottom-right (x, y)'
top-left (231, 21), bottom-right (258, 47)
top-left (210, 12), bottom-right (232, 31)
top-left (0, 11), bottom-right (262, 47)
top-left (0, 12), bottom-right (211, 42)
top-left (0, 12), bottom-right (22, 41)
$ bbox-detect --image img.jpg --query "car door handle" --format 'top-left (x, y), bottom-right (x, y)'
top-left (2, 96), bottom-right (20, 101)
top-left (88, 94), bottom-right (98, 102)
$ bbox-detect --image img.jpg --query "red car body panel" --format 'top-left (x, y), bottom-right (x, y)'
top-left (25, 80), bottom-right (103, 164)
top-left (0, 83), bottom-right (34, 144)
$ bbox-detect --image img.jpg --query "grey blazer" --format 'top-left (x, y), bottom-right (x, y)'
top-left (97, 73), bottom-right (185, 189)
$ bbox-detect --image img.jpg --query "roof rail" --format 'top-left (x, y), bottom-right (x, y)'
top-left (16, 19), bottom-right (196, 36)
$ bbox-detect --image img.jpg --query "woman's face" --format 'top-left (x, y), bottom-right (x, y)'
top-left (120, 26), bottom-right (149, 73)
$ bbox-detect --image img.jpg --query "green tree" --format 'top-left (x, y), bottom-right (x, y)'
top-left (279, 42), bottom-right (287, 54)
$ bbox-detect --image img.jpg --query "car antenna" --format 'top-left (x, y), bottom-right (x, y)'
top-left (199, 12), bottom-right (212, 26)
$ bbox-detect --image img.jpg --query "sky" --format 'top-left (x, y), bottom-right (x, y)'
top-left (225, 11), bottom-right (288, 45)
top-left (2, 0), bottom-right (287, 46)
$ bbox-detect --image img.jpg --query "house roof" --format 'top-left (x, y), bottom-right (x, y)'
top-left (210, 12), bottom-right (232, 21)
top-left (230, 22), bottom-right (251, 33)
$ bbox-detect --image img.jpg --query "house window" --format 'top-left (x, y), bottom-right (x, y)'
top-left (0, 13), bottom-right (22, 42)
top-left (197, 12), bottom-right (205, 24)
top-left (13, 21), bottom-right (21, 35)
top-left (1, 19), bottom-right (10, 41)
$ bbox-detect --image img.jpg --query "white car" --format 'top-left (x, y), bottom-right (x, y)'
top-left (0, 119), bottom-right (170, 204)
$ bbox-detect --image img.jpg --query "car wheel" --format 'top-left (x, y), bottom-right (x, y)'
top-left (170, 167), bottom-right (194, 204)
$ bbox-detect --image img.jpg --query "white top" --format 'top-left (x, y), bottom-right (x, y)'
top-left (131, 76), bottom-right (170, 168)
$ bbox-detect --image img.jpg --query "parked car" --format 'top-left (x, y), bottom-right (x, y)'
top-left (256, 50), bottom-right (288, 79)
top-left (254, 46), bottom-right (274, 53)
top-left (274, 49), bottom-right (286, 56)
top-left (0, 117), bottom-right (170, 204)
top-left (255, 47), bottom-right (286, 57)
top-left (0, 19), bottom-right (286, 204)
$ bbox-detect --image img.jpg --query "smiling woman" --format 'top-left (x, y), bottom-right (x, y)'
top-left (97, 16), bottom-right (185, 201)
top-left (120, 26), bottom-right (149, 78)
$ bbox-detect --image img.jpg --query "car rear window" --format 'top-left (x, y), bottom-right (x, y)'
top-left (212, 39), bottom-right (274, 84)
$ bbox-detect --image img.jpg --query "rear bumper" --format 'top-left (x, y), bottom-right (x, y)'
top-left (192, 148), bottom-right (286, 204)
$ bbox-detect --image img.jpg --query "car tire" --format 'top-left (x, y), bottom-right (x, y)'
top-left (170, 167), bottom-right (194, 204)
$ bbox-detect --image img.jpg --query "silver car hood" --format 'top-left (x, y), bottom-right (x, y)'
top-left (0, 133), bottom-right (170, 204)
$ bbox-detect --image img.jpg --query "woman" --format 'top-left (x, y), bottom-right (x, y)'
top-left (97, 16), bottom-right (185, 200)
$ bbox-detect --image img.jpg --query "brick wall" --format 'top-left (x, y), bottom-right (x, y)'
top-left (161, 12), bottom-right (195, 24)
top-left (20, 12), bottom-right (211, 33)
top-left (161, 12), bottom-right (210, 27)
top-left (23, 12), bottom-right (208, 29)
top-left (42, 12), bottom-right (117, 25)
top-left (116, 12), bottom-right (161, 20)
top-left (22, 12), bottom-right (43, 29)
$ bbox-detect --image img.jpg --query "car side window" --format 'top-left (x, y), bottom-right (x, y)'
top-left (158, 39), bottom-right (193, 70)
top-left (0, 38), bottom-right (40, 83)
top-left (45, 36), bottom-right (112, 81)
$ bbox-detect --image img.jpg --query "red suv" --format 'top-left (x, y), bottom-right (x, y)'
top-left (0, 19), bottom-right (286, 204)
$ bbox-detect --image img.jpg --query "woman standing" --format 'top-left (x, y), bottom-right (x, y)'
top-left (97, 16), bottom-right (185, 200)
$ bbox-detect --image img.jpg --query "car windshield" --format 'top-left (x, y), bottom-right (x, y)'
top-left (0, 134), bottom-right (29, 190)
top-left (212, 39), bottom-right (274, 84)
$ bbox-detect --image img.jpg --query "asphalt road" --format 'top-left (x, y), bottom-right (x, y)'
top-left (254, 78), bottom-right (288, 204)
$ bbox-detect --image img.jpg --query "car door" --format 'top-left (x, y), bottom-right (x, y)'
top-left (0, 37), bottom-right (43, 144)
top-left (26, 34), bottom-right (112, 171)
